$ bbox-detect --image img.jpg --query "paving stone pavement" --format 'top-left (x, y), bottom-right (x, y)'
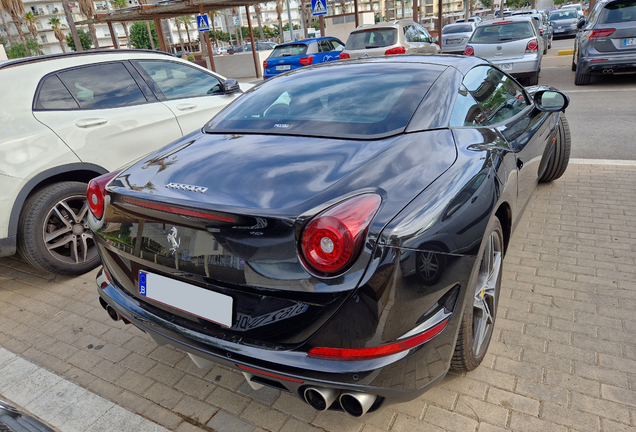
top-left (1, 161), bottom-right (635, 432)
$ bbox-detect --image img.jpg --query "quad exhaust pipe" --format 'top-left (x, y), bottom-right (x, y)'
top-left (303, 387), bottom-right (378, 416)
top-left (603, 69), bottom-right (614, 74)
top-left (99, 297), bottom-right (130, 324)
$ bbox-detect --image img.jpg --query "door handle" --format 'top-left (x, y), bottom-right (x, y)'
top-left (75, 118), bottom-right (108, 128)
top-left (177, 103), bottom-right (198, 111)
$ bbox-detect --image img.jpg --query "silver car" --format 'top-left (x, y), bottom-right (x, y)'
top-left (465, 17), bottom-right (543, 85)
top-left (572, 0), bottom-right (636, 85)
top-left (340, 19), bottom-right (440, 59)
top-left (442, 22), bottom-right (477, 54)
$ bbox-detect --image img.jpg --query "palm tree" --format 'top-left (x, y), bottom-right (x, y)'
top-left (253, 4), bottom-right (264, 40)
top-left (24, 10), bottom-right (42, 53)
top-left (0, 0), bottom-right (31, 55)
top-left (110, 0), bottom-right (131, 47)
top-left (179, 15), bottom-right (194, 52)
top-left (137, 0), bottom-right (155, 49)
top-left (340, 0), bottom-right (346, 14)
top-left (173, 17), bottom-right (185, 53)
top-left (209, 11), bottom-right (218, 47)
top-left (275, 0), bottom-right (283, 42)
top-left (0, 5), bottom-right (16, 45)
top-left (231, 8), bottom-right (242, 46)
top-left (48, 16), bottom-right (66, 52)
top-left (77, 0), bottom-right (98, 48)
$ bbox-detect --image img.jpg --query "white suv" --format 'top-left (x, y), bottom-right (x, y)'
top-left (0, 49), bottom-right (249, 275)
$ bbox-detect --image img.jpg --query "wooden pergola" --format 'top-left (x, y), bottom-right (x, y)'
top-left (78, 0), bottom-right (445, 79)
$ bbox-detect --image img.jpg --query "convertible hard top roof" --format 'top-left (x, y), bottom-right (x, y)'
top-left (346, 54), bottom-right (489, 76)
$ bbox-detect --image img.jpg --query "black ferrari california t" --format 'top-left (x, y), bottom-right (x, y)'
top-left (89, 55), bottom-right (571, 416)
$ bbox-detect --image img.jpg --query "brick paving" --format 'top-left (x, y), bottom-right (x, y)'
top-left (1, 161), bottom-right (635, 432)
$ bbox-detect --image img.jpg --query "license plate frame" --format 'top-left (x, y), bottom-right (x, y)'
top-left (446, 39), bottom-right (461, 44)
top-left (500, 63), bottom-right (513, 71)
top-left (276, 65), bottom-right (291, 71)
top-left (139, 271), bottom-right (233, 327)
top-left (554, 29), bottom-right (564, 33)
top-left (623, 38), bottom-right (636, 46)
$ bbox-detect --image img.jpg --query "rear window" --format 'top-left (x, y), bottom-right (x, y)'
top-left (471, 22), bottom-right (534, 42)
top-left (549, 10), bottom-right (578, 20)
top-left (600, 0), bottom-right (636, 23)
top-left (444, 25), bottom-right (474, 33)
top-left (345, 28), bottom-right (398, 50)
top-left (270, 44), bottom-right (308, 57)
top-left (204, 63), bottom-right (445, 139)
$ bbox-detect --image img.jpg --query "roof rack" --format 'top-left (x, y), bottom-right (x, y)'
top-left (0, 49), bottom-right (175, 70)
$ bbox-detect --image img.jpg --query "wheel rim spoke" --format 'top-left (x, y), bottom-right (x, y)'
top-left (473, 229), bottom-right (502, 357)
top-left (45, 226), bottom-right (72, 243)
top-left (59, 200), bottom-right (82, 223)
top-left (52, 207), bottom-right (73, 229)
top-left (46, 234), bottom-right (74, 251)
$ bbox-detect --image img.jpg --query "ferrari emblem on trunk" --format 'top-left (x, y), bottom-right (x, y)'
top-left (167, 227), bottom-right (181, 255)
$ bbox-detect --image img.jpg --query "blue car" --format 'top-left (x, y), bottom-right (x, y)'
top-left (263, 37), bottom-right (345, 79)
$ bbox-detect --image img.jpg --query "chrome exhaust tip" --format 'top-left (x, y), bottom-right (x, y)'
top-left (339, 391), bottom-right (377, 417)
top-left (303, 387), bottom-right (340, 411)
top-left (106, 305), bottom-right (120, 322)
top-left (603, 69), bottom-right (614, 74)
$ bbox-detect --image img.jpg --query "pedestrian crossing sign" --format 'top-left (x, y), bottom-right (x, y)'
top-left (312, 0), bottom-right (327, 16)
top-left (196, 14), bottom-right (210, 32)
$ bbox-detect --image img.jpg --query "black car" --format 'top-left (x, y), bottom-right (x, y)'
top-left (89, 56), bottom-right (571, 417)
top-left (549, 8), bottom-right (581, 37)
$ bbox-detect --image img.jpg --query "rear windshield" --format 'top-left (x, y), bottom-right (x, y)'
top-left (345, 28), bottom-right (398, 50)
top-left (204, 63), bottom-right (445, 139)
top-left (600, 0), bottom-right (636, 23)
top-left (471, 22), bottom-right (534, 42)
top-left (549, 10), bottom-right (578, 20)
top-left (269, 44), bottom-right (308, 57)
top-left (444, 25), bottom-right (474, 33)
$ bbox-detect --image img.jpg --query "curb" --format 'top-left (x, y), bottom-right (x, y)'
top-left (558, 49), bottom-right (574, 55)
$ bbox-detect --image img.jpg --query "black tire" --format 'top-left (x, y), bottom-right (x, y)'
top-left (451, 217), bottom-right (504, 372)
top-left (571, 55), bottom-right (577, 71)
top-left (526, 71), bottom-right (539, 86)
top-left (574, 66), bottom-right (591, 85)
top-left (17, 181), bottom-right (100, 275)
top-left (539, 114), bottom-right (571, 183)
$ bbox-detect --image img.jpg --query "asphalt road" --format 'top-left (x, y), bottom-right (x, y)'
top-left (538, 38), bottom-right (636, 160)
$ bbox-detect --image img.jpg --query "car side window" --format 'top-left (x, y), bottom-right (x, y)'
top-left (416, 25), bottom-right (431, 42)
top-left (463, 66), bottom-right (529, 125)
top-left (449, 85), bottom-right (488, 127)
top-left (318, 40), bottom-right (332, 52)
top-left (136, 61), bottom-right (223, 100)
top-left (35, 75), bottom-right (80, 110)
top-left (57, 62), bottom-right (146, 109)
top-left (330, 39), bottom-right (345, 51)
top-left (403, 25), bottom-right (418, 42)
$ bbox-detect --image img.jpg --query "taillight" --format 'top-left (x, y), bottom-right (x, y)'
top-left (339, 52), bottom-right (350, 60)
top-left (300, 194), bottom-right (381, 276)
top-left (526, 38), bottom-right (539, 53)
top-left (589, 29), bottom-right (615, 39)
top-left (308, 318), bottom-right (449, 360)
top-left (121, 197), bottom-right (235, 222)
top-left (87, 170), bottom-right (121, 219)
top-left (299, 56), bottom-right (313, 66)
top-left (464, 45), bottom-right (474, 56)
top-left (263, 59), bottom-right (268, 69)
top-left (384, 46), bottom-right (406, 55)
top-left (540, 28), bottom-right (544, 35)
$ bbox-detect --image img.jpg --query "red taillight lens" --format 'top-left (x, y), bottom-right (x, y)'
top-left (589, 29), bottom-right (615, 39)
top-left (384, 46), bottom-right (406, 55)
top-left (464, 45), bottom-right (474, 56)
top-left (339, 52), bottom-right (350, 60)
top-left (526, 38), bottom-right (539, 52)
top-left (263, 60), bottom-right (268, 69)
top-left (300, 194), bottom-right (381, 276)
top-left (299, 56), bottom-right (313, 66)
top-left (121, 197), bottom-right (235, 222)
top-left (87, 170), bottom-right (121, 219)
top-left (308, 318), bottom-right (449, 360)
top-left (540, 28), bottom-right (544, 35)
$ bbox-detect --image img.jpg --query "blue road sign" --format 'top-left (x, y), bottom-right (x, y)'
top-left (196, 14), bottom-right (210, 32)
top-left (312, 0), bottom-right (327, 16)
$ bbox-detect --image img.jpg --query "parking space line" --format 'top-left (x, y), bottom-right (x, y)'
top-left (0, 348), bottom-right (169, 432)
top-left (570, 158), bottom-right (636, 166)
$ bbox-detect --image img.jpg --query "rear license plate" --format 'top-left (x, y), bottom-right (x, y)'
top-left (139, 271), bottom-right (233, 327)
top-left (500, 63), bottom-right (513, 71)
top-left (623, 38), bottom-right (636, 46)
top-left (555, 29), bottom-right (564, 33)
top-left (276, 65), bottom-right (291, 71)
top-left (446, 39), bottom-right (461, 44)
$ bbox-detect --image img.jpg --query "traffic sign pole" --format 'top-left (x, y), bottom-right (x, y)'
top-left (200, 6), bottom-right (215, 72)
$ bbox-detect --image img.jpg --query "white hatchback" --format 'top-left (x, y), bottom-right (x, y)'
top-left (0, 49), bottom-right (249, 275)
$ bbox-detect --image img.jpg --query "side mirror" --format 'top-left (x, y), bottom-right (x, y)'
top-left (222, 78), bottom-right (241, 95)
top-left (577, 18), bottom-right (586, 29)
top-left (534, 90), bottom-right (569, 112)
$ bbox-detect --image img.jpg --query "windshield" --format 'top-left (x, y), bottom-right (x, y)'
top-left (471, 22), bottom-right (534, 42)
top-left (444, 24), bottom-right (474, 33)
top-left (600, 0), bottom-right (636, 23)
top-left (204, 63), bottom-right (445, 139)
top-left (550, 10), bottom-right (578, 20)
top-left (345, 28), bottom-right (398, 50)
top-left (269, 44), bottom-right (308, 57)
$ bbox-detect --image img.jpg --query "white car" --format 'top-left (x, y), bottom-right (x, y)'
top-left (0, 49), bottom-right (250, 275)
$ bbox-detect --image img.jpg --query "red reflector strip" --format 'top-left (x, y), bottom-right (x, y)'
top-left (493, 20), bottom-right (514, 24)
top-left (237, 364), bottom-right (304, 383)
top-left (590, 58), bottom-right (609, 62)
top-left (122, 197), bottom-right (235, 222)
top-left (308, 318), bottom-right (449, 360)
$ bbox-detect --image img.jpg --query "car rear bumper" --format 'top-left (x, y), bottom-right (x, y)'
top-left (491, 56), bottom-right (541, 75)
top-left (578, 53), bottom-right (636, 75)
top-left (552, 28), bottom-right (578, 37)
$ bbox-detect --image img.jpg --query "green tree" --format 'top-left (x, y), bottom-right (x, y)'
top-left (66, 28), bottom-right (93, 51)
top-left (6, 36), bottom-right (41, 58)
top-left (129, 21), bottom-right (159, 50)
top-left (480, 0), bottom-right (491, 7)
